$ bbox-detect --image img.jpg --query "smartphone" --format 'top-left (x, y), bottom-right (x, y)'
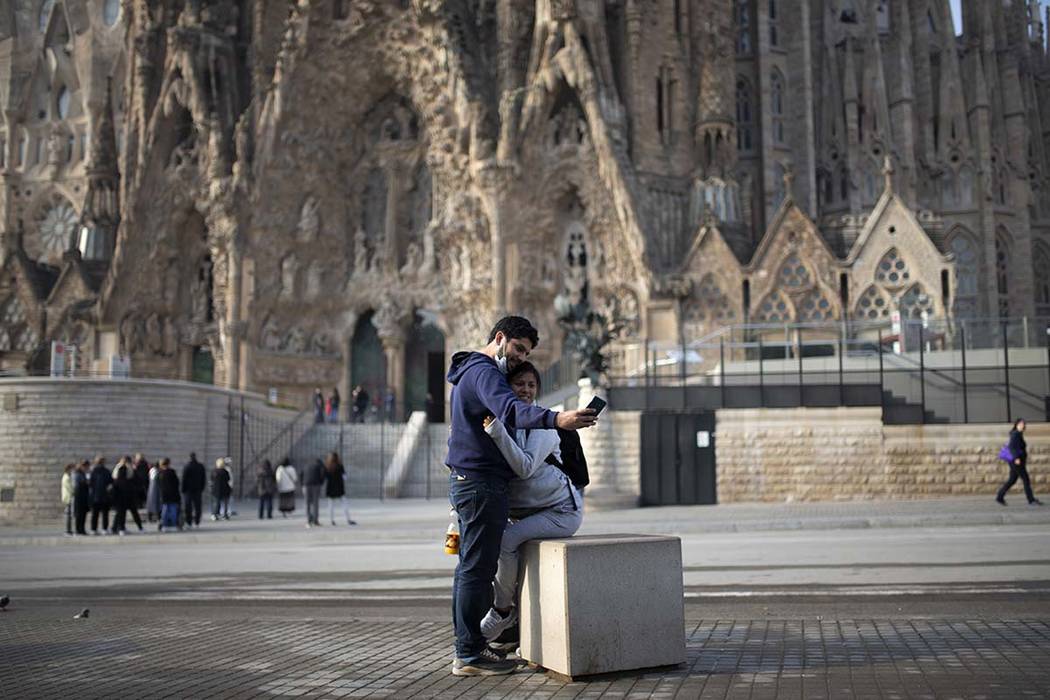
top-left (586, 396), bottom-right (607, 415)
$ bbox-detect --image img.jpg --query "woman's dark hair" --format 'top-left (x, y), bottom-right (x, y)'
top-left (487, 315), bottom-right (540, 348)
top-left (1014, 418), bottom-right (1026, 430)
top-left (507, 361), bottom-right (541, 392)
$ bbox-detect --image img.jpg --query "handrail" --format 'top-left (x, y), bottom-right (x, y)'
top-left (248, 404), bottom-right (311, 461)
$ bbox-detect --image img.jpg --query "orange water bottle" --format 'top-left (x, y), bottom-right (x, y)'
top-left (444, 509), bottom-right (460, 555)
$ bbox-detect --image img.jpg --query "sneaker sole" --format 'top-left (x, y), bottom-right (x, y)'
top-left (451, 664), bottom-right (516, 677)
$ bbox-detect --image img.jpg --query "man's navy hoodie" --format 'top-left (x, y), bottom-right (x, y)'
top-left (446, 351), bottom-right (558, 481)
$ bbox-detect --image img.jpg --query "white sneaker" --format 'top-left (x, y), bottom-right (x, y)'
top-left (480, 607), bottom-right (518, 642)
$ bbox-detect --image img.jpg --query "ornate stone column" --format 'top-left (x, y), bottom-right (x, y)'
top-left (373, 303), bottom-right (408, 421)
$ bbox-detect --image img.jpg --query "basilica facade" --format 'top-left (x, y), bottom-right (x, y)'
top-left (2, 0), bottom-right (1050, 413)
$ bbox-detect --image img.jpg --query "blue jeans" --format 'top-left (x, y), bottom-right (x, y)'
top-left (161, 503), bottom-right (179, 528)
top-left (449, 473), bottom-right (509, 659)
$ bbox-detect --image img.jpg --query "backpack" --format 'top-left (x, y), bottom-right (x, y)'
top-left (546, 428), bottom-right (589, 489)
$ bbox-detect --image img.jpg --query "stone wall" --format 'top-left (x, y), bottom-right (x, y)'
top-left (577, 377), bottom-right (643, 508)
top-left (715, 407), bottom-right (1050, 502)
top-left (0, 378), bottom-right (295, 524)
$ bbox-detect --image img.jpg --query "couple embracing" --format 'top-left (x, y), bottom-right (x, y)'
top-left (446, 315), bottom-right (598, 676)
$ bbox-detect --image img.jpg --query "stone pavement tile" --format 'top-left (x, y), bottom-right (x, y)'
top-left (5, 616), bottom-right (1050, 699)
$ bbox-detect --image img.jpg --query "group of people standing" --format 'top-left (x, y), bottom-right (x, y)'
top-left (313, 387), bottom-right (341, 424)
top-left (445, 316), bottom-right (597, 677)
top-left (60, 453), bottom-right (235, 535)
top-left (252, 452), bottom-right (356, 527)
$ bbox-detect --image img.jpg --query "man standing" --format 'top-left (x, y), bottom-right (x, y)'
top-left (210, 458), bottom-right (233, 521)
top-left (88, 455), bottom-right (113, 535)
top-left (181, 452), bottom-right (206, 528)
top-left (312, 388), bottom-right (325, 424)
top-left (72, 460), bottom-right (90, 536)
top-left (302, 458), bottom-right (325, 527)
top-left (352, 385), bottom-right (369, 423)
top-left (446, 315), bottom-right (596, 676)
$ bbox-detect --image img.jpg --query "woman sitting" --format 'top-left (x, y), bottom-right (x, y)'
top-left (479, 360), bottom-right (583, 643)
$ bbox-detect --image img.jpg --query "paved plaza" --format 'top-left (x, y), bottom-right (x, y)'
top-left (2, 497), bottom-right (1050, 698)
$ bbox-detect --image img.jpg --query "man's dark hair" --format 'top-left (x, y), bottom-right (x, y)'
top-left (507, 361), bottom-right (542, 392)
top-left (487, 315), bottom-right (540, 348)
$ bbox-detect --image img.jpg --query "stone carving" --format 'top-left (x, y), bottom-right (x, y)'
top-left (372, 302), bottom-right (406, 345)
top-left (297, 196), bottom-right (320, 242)
top-left (20, 0), bottom-right (1027, 395)
top-left (305, 261), bottom-right (322, 299)
top-left (257, 317), bottom-right (339, 358)
top-left (280, 254), bottom-right (298, 298)
top-left (401, 242), bottom-right (422, 276)
top-left (191, 257), bottom-right (212, 323)
top-left (119, 311), bottom-right (180, 357)
top-left (353, 228), bottom-right (369, 275)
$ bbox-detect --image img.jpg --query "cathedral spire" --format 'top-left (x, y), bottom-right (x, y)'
top-left (78, 77), bottom-right (120, 261)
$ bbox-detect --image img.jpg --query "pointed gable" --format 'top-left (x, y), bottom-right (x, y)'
top-left (845, 188), bottom-right (952, 317)
top-left (746, 199), bottom-right (844, 322)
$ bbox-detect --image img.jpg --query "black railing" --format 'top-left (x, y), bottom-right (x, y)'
top-left (607, 318), bottom-right (1050, 424)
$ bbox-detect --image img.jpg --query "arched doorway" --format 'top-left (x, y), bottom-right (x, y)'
top-left (350, 311), bottom-right (387, 421)
top-left (404, 310), bottom-right (446, 422)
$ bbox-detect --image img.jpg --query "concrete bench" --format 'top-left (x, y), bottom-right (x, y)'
top-left (518, 534), bottom-right (686, 679)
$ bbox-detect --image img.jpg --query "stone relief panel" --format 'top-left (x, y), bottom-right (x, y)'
top-left (119, 311), bottom-right (180, 358)
top-left (258, 316), bottom-right (339, 358)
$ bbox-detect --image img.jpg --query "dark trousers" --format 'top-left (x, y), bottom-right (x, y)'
top-left (74, 502), bottom-right (88, 535)
top-left (258, 494), bottom-right (273, 519)
top-left (212, 495), bottom-right (230, 518)
top-left (112, 502), bottom-right (143, 532)
top-left (90, 505), bottom-right (110, 532)
top-left (449, 473), bottom-right (509, 659)
top-left (998, 461), bottom-right (1036, 503)
top-left (64, 503), bottom-right (73, 534)
top-left (183, 492), bottom-right (203, 525)
top-left (305, 485), bottom-right (322, 524)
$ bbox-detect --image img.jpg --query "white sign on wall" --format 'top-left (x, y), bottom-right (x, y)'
top-left (49, 342), bottom-right (66, 377)
top-left (696, 430), bottom-right (711, 448)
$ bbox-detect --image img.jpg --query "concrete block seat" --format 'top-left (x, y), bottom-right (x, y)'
top-left (518, 534), bottom-right (686, 679)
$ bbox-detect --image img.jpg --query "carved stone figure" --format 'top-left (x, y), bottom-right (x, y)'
top-left (286, 326), bottom-right (306, 354)
top-left (401, 242), bottom-right (422, 276)
top-left (146, 313), bottom-right (163, 355)
top-left (280, 255), bottom-right (298, 299)
top-left (305, 261), bottom-right (323, 299)
top-left (163, 317), bottom-right (179, 357)
top-left (353, 228), bottom-right (369, 275)
top-left (297, 197), bottom-right (320, 242)
top-left (261, 317), bottom-right (282, 352)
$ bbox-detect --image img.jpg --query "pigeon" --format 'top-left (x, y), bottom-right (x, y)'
top-left (73, 608), bottom-right (89, 619)
top-left (0, 595), bottom-right (8, 611)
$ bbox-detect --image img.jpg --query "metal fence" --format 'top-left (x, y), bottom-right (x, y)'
top-left (607, 317), bottom-right (1050, 424)
top-left (226, 402), bottom-right (451, 501)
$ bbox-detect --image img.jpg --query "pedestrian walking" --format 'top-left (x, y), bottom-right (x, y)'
top-left (72, 460), bottom-right (90, 535)
top-left (997, 418), bottom-right (1043, 506)
top-left (61, 463), bottom-right (75, 535)
top-left (275, 457), bottom-right (297, 516)
top-left (303, 458), bottom-right (325, 527)
top-left (313, 387), bottom-right (325, 424)
top-left (158, 458), bottom-right (181, 531)
top-left (324, 452), bottom-right (356, 526)
top-left (256, 459), bottom-right (276, 519)
top-left (146, 461), bottom-right (162, 523)
top-left (211, 458), bottom-right (233, 520)
top-left (181, 452), bottom-right (206, 528)
top-left (88, 456), bottom-right (113, 535)
top-left (111, 456), bottom-right (144, 535)
top-left (327, 388), bottom-right (341, 423)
